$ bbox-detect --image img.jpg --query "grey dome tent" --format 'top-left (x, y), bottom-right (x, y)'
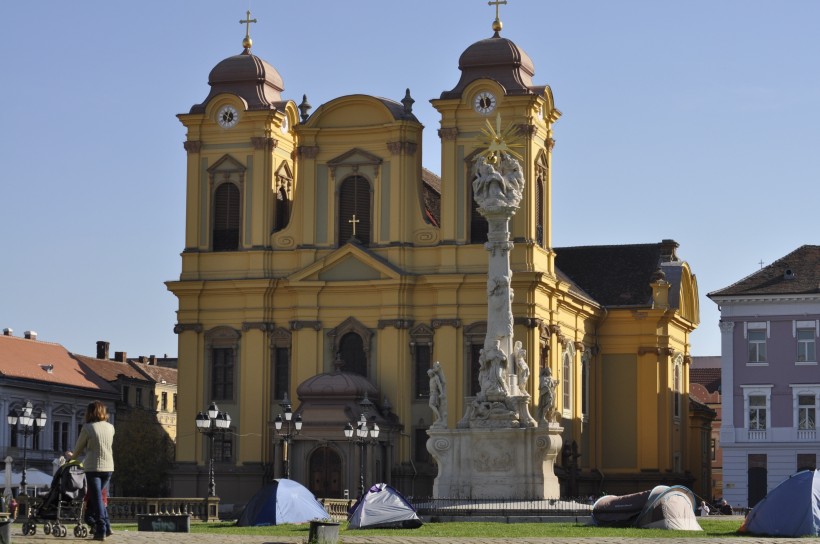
top-left (739, 469), bottom-right (820, 537)
top-left (236, 479), bottom-right (330, 526)
top-left (348, 483), bottom-right (422, 529)
top-left (592, 485), bottom-right (702, 531)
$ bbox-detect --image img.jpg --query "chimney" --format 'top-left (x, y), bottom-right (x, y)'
top-left (149, 355), bottom-right (157, 365)
top-left (138, 356), bottom-right (147, 364)
top-left (24, 330), bottom-right (37, 340)
top-left (96, 341), bottom-right (110, 360)
top-left (659, 239), bottom-right (679, 262)
top-left (114, 351), bottom-right (127, 362)
top-left (2, 328), bottom-right (12, 336)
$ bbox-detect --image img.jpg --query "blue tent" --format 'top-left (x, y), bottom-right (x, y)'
top-left (236, 479), bottom-right (330, 526)
top-left (740, 469), bottom-right (820, 537)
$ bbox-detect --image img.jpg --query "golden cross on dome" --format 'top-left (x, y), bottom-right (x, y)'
top-left (488, 0), bottom-right (507, 20)
top-left (240, 10), bottom-right (258, 50)
top-left (348, 214), bottom-right (360, 236)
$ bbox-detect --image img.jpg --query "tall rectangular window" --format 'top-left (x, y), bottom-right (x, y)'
top-left (749, 395), bottom-right (767, 430)
top-left (213, 434), bottom-right (233, 462)
top-left (415, 344), bottom-right (432, 399)
top-left (798, 329), bottom-right (816, 362)
top-left (273, 347), bottom-right (289, 400)
top-left (212, 347), bottom-right (235, 401)
top-left (173, 393), bottom-right (178, 412)
top-left (52, 421), bottom-right (69, 453)
top-left (798, 395), bottom-right (816, 430)
top-left (122, 385), bottom-right (130, 404)
top-left (161, 392), bottom-right (168, 412)
top-left (136, 387), bottom-right (144, 407)
top-left (748, 330), bottom-right (767, 362)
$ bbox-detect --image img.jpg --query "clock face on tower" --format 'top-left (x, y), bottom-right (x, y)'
top-left (217, 105), bottom-right (239, 128)
top-left (473, 91), bottom-right (497, 115)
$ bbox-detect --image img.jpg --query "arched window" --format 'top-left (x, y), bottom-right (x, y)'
top-left (673, 354), bottom-right (683, 419)
top-left (338, 175), bottom-right (371, 245)
top-left (339, 332), bottom-right (367, 376)
top-left (562, 343), bottom-right (575, 417)
top-left (213, 183), bottom-right (240, 251)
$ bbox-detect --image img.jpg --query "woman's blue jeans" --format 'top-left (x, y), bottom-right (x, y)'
top-left (85, 471), bottom-right (112, 535)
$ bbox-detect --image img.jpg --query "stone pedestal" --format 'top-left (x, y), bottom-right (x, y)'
top-left (427, 424), bottom-right (563, 499)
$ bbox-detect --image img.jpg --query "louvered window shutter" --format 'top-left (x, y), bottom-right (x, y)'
top-left (213, 183), bottom-right (240, 251)
top-left (338, 176), bottom-right (371, 244)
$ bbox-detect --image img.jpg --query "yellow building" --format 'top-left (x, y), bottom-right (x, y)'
top-left (167, 13), bottom-right (700, 504)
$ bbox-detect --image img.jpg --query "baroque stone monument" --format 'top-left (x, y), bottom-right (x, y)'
top-left (427, 116), bottom-right (563, 499)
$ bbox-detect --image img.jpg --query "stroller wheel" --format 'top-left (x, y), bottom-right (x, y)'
top-left (60, 525), bottom-right (68, 537)
top-left (45, 521), bottom-right (53, 534)
top-left (27, 522), bottom-right (38, 535)
top-left (74, 525), bottom-right (82, 537)
top-left (81, 526), bottom-right (89, 537)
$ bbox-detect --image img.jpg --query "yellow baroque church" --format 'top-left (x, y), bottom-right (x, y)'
top-left (167, 12), bottom-right (702, 505)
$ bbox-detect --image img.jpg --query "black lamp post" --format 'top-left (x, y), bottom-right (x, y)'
top-left (343, 394), bottom-right (379, 498)
top-left (195, 402), bottom-right (231, 497)
top-left (7, 401), bottom-right (47, 493)
top-left (273, 393), bottom-right (302, 480)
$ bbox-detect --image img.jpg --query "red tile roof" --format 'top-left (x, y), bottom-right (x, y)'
top-left (130, 361), bottom-right (177, 386)
top-left (690, 368), bottom-right (721, 394)
top-left (0, 335), bottom-right (117, 393)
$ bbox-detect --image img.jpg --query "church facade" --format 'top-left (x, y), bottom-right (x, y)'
top-left (167, 12), bottom-right (701, 505)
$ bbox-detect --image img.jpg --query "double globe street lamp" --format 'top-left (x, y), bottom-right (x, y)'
top-left (195, 402), bottom-right (231, 497)
top-left (273, 394), bottom-right (302, 480)
top-left (343, 394), bottom-right (379, 498)
top-left (7, 400), bottom-right (47, 492)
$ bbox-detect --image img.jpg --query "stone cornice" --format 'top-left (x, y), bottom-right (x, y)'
top-left (638, 346), bottom-right (676, 356)
top-left (251, 137), bottom-right (278, 151)
top-left (438, 127), bottom-right (459, 141)
top-left (377, 319), bottom-right (414, 329)
top-left (431, 319), bottom-right (461, 329)
top-left (173, 323), bottom-right (203, 334)
top-left (290, 320), bottom-right (322, 331)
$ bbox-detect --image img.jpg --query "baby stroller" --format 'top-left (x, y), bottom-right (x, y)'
top-left (21, 459), bottom-right (89, 537)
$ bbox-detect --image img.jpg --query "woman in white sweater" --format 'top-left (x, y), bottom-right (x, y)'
top-left (68, 401), bottom-right (115, 541)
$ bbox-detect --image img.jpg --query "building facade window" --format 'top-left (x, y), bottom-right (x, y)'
top-left (562, 343), bottom-right (575, 416)
top-left (338, 175), bottom-right (371, 245)
top-left (673, 355), bottom-right (683, 419)
top-left (748, 330), bottom-right (767, 363)
top-left (797, 329), bottom-right (816, 363)
top-left (797, 453), bottom-right (817, 472)
top-left (213, 434), bottom-right (233, 462)
top-left (212, 182), bottom-right (241, 251)
top-left (798, 395), bottom-right (815, 430)
top-left (136, 387), bottom-right (144, 408)
top-left (173, 393), bottom-right (177, 412)
top-left (52, 421), bottom-right (69, 454)
top-left (791, 385), bottom-right (819, 437)
top-left (122, 385), bottom-right (130, 405)
top-left (749, 395), bottom-right (767, 430)
top-left (211, 347), bottom-right (235, 401)
top-left (581, 352), bottom-right (590, 421)
top-left (742, 385), bottom-right (773, 437)
top-left (161, 392), bottom-right (168, 412)
top-left (410, 324), bottom-right (435, 399)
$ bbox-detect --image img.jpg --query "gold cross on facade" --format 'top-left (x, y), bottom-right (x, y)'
top-left (240, 10), bottom-right (257, 50)
top-left (348, 214), bottom-right (360, 236)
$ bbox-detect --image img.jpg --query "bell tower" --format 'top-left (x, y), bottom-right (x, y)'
top-left (430, 5), bottom-right (560, 273)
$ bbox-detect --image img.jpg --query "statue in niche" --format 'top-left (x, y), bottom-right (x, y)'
top-left (478, 339), bottom-right (510, 399)
top-left (514, 340), bottom-right (530, 393)
top-left (537, 366), bottom-right (560, 423)
top-left (428, 361), bottom-right (448, 428)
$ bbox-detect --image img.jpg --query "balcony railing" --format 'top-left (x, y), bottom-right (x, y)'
top-left (747, 429), bottom-right (767, 441)
top-left (797, 428), bottom-right (817, 441)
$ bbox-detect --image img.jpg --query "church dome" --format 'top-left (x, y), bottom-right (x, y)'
top-left (189, 50), bottom-right (285, 114)
top-left (297, 370), bottom-right (379, 400)
top-left (441, 34), bottom-right (538, 99)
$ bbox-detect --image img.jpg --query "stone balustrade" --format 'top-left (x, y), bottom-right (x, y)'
top-left (17, 495), bottom-right (220, 523)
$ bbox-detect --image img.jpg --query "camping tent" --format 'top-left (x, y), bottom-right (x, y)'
top-left (592, 485), bottom-right (702, 531)
top-left (348, 483), bottom-right (422, 529)
top-left (740, 469), bottom-right (820, 537)
top-left (236, 479), bottom-right (330, 526)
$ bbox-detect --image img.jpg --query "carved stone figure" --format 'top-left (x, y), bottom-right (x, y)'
top-left (472, 153), bottom-right (526, 209)
top-left (428, 361), bottom-right (448, 428)
top-left (514, 340), bottom-right (530, 392)
top-left (537, 366), bottom-right (560, 423)
top-left (478, 340), bottom-right (510, 399)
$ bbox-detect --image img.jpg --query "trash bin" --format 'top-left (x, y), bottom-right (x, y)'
top-left (0, 519), bottom-right (12, 544)
top-left (307, 520), bottom-right (339, 544)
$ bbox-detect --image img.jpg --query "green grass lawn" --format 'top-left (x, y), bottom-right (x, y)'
top-left (111, 518), bottom-right (745, 538)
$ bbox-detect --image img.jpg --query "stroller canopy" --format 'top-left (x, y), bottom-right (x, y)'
top-left (236, 479), bottom-right (329, 526)
top-left (592, 485), bottom-right (702, 531)
top-left (740, 469), bottom-right (820, 537)
top-left (348, 483), bottom-right (422, 529)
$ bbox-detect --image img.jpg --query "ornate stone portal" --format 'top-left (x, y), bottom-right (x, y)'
top-left (427, 117), bottom-right (563, 499)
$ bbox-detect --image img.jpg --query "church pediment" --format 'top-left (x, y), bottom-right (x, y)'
top-left (327, 148), bottom-right (383, 168)
top-left (288, 243), bottom-right (404, 283)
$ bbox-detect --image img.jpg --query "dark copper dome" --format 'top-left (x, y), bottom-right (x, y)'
top-left (441, 34), bottom-right (538, 99)
top-left (190, 51), bottom-right (285, 114)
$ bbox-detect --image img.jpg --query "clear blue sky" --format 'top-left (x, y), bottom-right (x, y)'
top-left (2, 1), bottom-right (819, 359)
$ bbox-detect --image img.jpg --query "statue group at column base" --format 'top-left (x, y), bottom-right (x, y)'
top-left (457, 394), bottom-right (537, 429)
